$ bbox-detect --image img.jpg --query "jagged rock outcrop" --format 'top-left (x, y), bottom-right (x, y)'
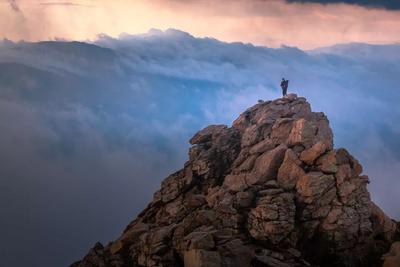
top-left (71, 94), bottom-right (399, 267)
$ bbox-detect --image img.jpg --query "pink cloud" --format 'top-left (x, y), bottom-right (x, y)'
top-left (0, 0), bottom-right (399, 48)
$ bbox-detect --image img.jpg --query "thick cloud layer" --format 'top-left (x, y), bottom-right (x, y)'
top-left (287, 0), bottom-right (400, 10)
top-left (0, 29), bottom-right (399, 267)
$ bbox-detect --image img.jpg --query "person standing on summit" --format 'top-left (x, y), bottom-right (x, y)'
top-left (280, 78), bottom-right (289, 97)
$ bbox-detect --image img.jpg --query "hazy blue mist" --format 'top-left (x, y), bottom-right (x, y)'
top-left (0, 29), bottom-right (399, 267)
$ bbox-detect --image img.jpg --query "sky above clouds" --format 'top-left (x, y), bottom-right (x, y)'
top-left (1, 0), bottom-right (400, 49)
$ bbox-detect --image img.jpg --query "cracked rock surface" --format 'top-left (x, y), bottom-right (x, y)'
top-left (71, 94), bottom-right (399, 267)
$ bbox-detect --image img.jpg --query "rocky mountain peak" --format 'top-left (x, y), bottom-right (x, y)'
top-left (72, 94), bottom-right (399, 267)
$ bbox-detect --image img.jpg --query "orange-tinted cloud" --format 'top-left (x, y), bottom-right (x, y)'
top-left (0, 0), bottom-right (399, 49)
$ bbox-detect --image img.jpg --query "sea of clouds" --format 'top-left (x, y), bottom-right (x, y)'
top-left (0, 29), bottom-right (399, 267)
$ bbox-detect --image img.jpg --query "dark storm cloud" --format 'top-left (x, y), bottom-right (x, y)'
top-left (286, 0), bottom-right (400, 10)
top-left (0, 30), bottom-right (399, 267)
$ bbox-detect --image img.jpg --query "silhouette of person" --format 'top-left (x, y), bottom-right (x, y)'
top-left (280, 78), bottom-right (289, 96)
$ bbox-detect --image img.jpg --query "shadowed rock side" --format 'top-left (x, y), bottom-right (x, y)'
top-left (71, 94), bottom-right (399, 267)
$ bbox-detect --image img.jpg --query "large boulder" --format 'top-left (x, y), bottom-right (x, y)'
top-left (277, 149), bottom-right (305, 189)
top-left (248, 191), bottom-right (296, 245)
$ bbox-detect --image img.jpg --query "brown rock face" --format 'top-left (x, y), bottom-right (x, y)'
top-left (71, 95), bottom-right (398, 267)
top-left (383, 242), bottom-right (400, 267)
